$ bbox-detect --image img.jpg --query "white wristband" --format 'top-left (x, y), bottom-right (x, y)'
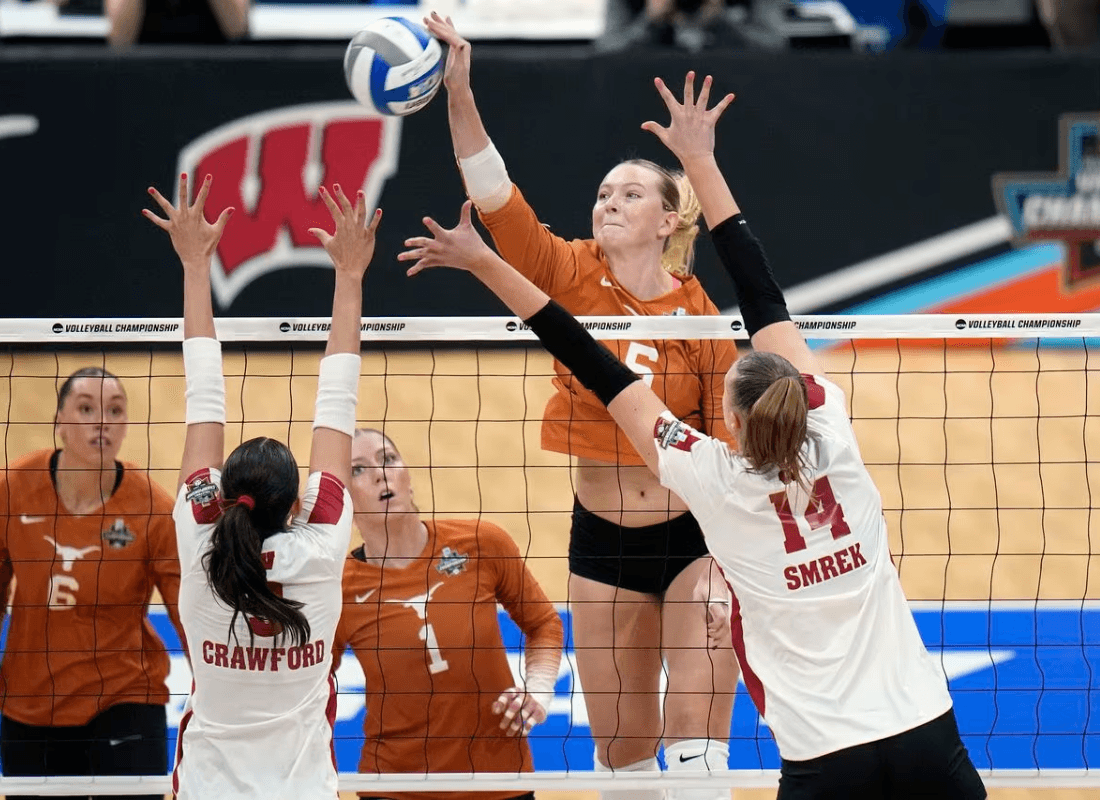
top-left (313, 353), bottom-right (361, 436)
top-left (523, 662), bottom-right (559, 715)
top-left (457, 141), bottom-right (512, 212)
top-left (183, 337), bottom-right (226, 425)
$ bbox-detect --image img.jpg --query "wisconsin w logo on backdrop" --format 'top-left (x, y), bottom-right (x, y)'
top-left (176, 103), bottom-right (402, 308)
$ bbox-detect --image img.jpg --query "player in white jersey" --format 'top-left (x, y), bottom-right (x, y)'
top-left (398, 74), bottom-right (987, 799)
top-left (145, 174), bottom-right (380, 799)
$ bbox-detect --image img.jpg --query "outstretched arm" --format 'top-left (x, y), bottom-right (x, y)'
top-left (400, 203), bottom-right (669, 475)
top-left (644, 73), bottom-right (826, 378)
top-left (425, 13), bottom-right (512, 213)
top-left (145, 173), bottom-right (233, 490)
top-left (306, 185), bottom-right (381, 486)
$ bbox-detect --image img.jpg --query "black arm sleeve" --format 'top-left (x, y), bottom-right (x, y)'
top-left (710, 214), bottom-right (790, 337)
top-left (523, 301), bottom-right (640, 407)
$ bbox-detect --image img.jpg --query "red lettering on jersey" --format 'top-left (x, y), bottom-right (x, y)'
top-left (769, 475), bottom-right (851, 554)
top-left (288, 646), bottom-right (302, 670)
top-left (307, 473), bottom-right (346, 525)
top-left (202, 640), bottom-right (214, 664)
top-left (802, 374), bottom-right (826, 410)
top-left (213, 643), bottom-right (229, 667)
top-left (785, 544), bottom-right (870, 591)
top-left (246, 647), bottom-right (269, 671)
top-left (316, 639), bottom-right (325, 661)
top-left (247, 581), bottom-right (285, 637)
top-left (270, 648), bottom-right (286, 671)
top-left (229, 646), bottom-right (246, 670)
top-left (798, 560), bottom-right (821, 587)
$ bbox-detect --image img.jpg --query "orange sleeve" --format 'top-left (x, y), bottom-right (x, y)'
top-left (478, 185), bottom-right (582, 297)
top-left (0, 478), bottom-right (12, 625)
top-left (484, 525), bottom-right (563, 657)
top-left (698, 336), bottom-right (739, 447)
top-left (331, 615), bottom-right (347, 673)
top-left (149, 494), bottom-right (186, 657)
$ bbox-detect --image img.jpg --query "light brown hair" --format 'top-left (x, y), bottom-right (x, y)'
top-left (728, 351), bottom-right (810, 489)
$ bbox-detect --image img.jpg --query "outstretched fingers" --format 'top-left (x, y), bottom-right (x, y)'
top-left (147, 186), bottom-right (175, 217)
top-left (141, 208), bottom-right (170, 230)
top-left (193, 173), bottom-right (213, 213)
top-left (682, 70), bottom-right (696, 108)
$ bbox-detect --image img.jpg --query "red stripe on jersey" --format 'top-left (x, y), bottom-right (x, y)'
top-left (307, 473), bottom-right (346, 525)
top-left (172, 695), bottom-right (194, 797)
top-left (326, 672), bottom-right (339, 773)
top-left (727, 581), bottom-right (766, 718)
top-left (802, 375), bottom-right (826, 410)
top-left (184, 468), bottom-right (222, 525)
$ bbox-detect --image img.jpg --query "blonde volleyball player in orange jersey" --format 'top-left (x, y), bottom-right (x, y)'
top-left (145, 173), bottom-right (378, 799)
top-left (425, 14), bottom-right (738, 798)
top-left (332, 428), bottom-right (563, 800)
top-left (0, 366), bottom-right (184, 800)
top-left (401, 72), bottom-right (987, 800)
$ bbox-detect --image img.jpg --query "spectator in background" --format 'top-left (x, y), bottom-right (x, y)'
top-left (1036, 0), bottom-right (1099, 49)
top-left (599, 0), bottom-right (749, 51)
top-left (106, 0), bottom-right (248, 45)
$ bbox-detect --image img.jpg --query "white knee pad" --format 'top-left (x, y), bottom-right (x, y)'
top-left (594, 750), bottom-right (663, 800)
top-left (664, 739), bottom-right (731, 800)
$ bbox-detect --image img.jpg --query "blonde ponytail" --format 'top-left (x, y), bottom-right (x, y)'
top-left (662, 172), bottom-right (701, 278)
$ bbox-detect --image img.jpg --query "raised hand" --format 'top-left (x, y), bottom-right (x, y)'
top-left (641, 72), bottom-right (735, 166)
top-left (309, 184), bottom-right (383, 279)
top-left (399, 201), bottom-right (497, 276)
top-left (492, 687), bottom-right (549, 737)
top-left (424, 12), bottom-right (471, 94)
top-left (144, 173), bottom-right (233, 269)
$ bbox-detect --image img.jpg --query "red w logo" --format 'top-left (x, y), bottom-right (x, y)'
top-left (176, 103), bottom-right (402, 308)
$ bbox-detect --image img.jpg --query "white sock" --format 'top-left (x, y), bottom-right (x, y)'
top-left (594, 750), bottom-right (664, 800)
top-left (664, 739), bottom-right (731, 800)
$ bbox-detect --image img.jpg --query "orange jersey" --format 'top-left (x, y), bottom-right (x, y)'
top-left (0, 450), bottom-right (183, 726)
top-left (333, 519), bottom-right (562, 800)
top-left (480, 186), bottom-right (737, 465)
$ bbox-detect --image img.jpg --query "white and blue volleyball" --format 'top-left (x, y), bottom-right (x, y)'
top-left (344, 17), bottom-right (443, 117)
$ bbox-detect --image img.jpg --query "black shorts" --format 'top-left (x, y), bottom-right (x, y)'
top-left (778, 709), bottom-right (986, 800)
top-left (567, 496), bottom-right (710, 594)
top-left (0, 703), bottom-right (167, 800)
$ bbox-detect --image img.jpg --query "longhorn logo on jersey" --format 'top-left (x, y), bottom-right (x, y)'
top-left (175, 102), bottom-right (403, 308)
top-left (992, 113), bottom-right (1100, 288)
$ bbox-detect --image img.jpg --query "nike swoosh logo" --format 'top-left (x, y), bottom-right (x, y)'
top-left (19, 515), bottom-right (46, 524)
top-left (355, 589), bottom-right (377, 603)
top-left (600, 276), bottom-right (614, 287)
top-left (678, 753), bottom-right (705, 763)
top-left (108, 734), bottom-right (142, 747)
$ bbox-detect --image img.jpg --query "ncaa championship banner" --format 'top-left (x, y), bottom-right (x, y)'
top-left (0, 49), bottom-right (1097, 319)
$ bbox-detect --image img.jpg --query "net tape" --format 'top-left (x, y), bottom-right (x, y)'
top-left (29, 313), bottom-right (1099, 343)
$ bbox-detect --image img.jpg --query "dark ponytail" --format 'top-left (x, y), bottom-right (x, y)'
top-left (730, 352), bottom-right (811, 490)
top-left (203, 437), bottom-right (311, 648)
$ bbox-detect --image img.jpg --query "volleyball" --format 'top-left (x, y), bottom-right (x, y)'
top-left (343, 17), bottom-right (443, 117)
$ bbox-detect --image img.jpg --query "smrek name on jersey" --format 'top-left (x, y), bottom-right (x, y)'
top-left (784, 543), bottom-right (868, 591)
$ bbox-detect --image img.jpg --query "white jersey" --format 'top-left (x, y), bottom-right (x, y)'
top-left (655, 374), bottom-right (952, 762)
top-left (171, 468), bottom-right (352, 799)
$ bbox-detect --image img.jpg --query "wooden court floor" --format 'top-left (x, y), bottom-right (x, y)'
top-left (4, 343), bottom-right (1098, 799)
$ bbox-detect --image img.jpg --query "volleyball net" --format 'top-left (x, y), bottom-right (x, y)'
top-left (1, 313), bottom-right (1098, 794)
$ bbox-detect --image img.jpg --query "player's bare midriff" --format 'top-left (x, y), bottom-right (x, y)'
top-left (573, 457), bottom-right (690, 527)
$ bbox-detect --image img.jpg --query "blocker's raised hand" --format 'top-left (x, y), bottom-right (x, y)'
top-left (399, 201), bottom-right (497, 276)
top-left (144, 173), bottom-right (233, 269)
top-left (309, 183), bottom-right (383, 278)
top-left (424, 12), bottom-right (471, 94)
top-left (641, 72), bottom-right (736, 165)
